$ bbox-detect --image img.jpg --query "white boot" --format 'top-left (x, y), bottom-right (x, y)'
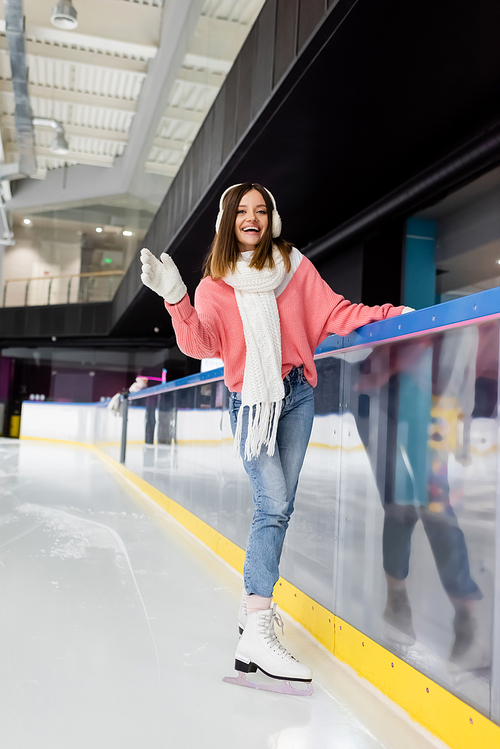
top-left (238, 589), bottom-right (247, 634)
top-left (235, 604), bottom-right (312, 682)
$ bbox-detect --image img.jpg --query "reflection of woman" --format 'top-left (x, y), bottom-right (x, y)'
top-left (358, 330), bottom-right (486, 671)
top-left (140, 182), bottom-right (409, 689)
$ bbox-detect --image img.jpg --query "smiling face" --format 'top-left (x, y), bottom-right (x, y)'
top-left (234, 188), bottom-right (269, 252)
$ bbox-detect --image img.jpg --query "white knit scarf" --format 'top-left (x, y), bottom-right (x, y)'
top-left (224, 247), bottom-right (286, 460)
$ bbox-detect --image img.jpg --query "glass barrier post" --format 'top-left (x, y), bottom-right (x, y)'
top-left (120, 393), bottom-right (129, 464)
top-left (493, 491), bottom-right (500, 723)
top-left (492, 363), bottom-right (500, 724)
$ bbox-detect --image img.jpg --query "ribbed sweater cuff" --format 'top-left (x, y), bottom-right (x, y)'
top-left (164, 293), bottom-right (191, 320)
top-left (387, 305), bottom-right (406, 318)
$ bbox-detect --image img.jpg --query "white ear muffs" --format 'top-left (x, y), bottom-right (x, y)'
top-left (215, 183), bottom-right (282, 238)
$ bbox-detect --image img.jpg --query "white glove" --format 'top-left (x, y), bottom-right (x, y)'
top-left (401, 306), bottom-right (415, 314)
top-left (140, 247), bottom-right (187, 304)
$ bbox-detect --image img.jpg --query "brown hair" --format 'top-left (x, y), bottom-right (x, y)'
top-left (203, 182), bottom-right (293, 279)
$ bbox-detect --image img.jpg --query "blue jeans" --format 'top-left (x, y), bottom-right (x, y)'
top-left (229, 366), bottom-right (314, 597)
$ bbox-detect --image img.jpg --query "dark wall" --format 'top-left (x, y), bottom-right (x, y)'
top-left (361, 220), bottom-right (406, 307)
top-left (316, 244), bottom-right (363, 304)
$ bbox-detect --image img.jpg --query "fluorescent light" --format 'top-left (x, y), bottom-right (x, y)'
top-left (122, 230), bottom-right (133, 236)
top-left (23, 218), bottom-right (31, 225)
top-left (95, 227), bottom-right (103, 233)
top-left (51, 1), bottom-right (78, 30)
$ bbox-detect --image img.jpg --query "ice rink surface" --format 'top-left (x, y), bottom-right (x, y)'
top-left (0, 438), bottom-right (448, 749)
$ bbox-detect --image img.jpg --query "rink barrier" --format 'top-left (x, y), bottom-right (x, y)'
top-left (19, 287), bottom-right (500, 749)
top-left (93, 443), bottom-right (498, 749)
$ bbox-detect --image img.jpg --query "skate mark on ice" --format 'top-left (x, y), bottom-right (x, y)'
top-left (19, 504), bottom-right (163, 693)
top-left (183, 643), bottom-right (208, 657)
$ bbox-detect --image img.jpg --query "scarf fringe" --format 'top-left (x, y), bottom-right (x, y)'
top-left (234, 399), bottom-right (283, 461)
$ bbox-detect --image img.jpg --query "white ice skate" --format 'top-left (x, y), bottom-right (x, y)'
top-left (223, 604), bottom-right (313, 696)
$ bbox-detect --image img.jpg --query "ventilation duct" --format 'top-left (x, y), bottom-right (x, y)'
top-left (0, 195), bottom-right (14, 245)
top-left (33, 118), bottom-right (69, 155)
top-left (3, 0), bottom-right (37, 176)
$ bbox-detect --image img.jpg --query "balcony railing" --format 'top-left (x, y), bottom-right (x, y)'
top-left (2, 270), bottom-right (125, 307)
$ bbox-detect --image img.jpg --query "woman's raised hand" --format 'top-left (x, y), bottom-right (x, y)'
top-left (140, 248), bottom-right (187, 304)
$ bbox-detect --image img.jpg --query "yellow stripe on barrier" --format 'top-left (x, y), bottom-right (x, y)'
top-left (18, 436), bottom-right (500, 749)
top-left (334, 617), bottom-right (500, 749)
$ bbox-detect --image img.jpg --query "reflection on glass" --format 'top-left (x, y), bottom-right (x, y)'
top-left (350, 322), bottom-right (497, 713)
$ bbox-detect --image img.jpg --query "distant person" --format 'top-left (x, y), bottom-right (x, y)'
top-left (108, 376), bottom-right (148, 414)
top-left (128, 375), bottom-right (149, 393)
top-left (109, 375), bottom-right (155, 444)
top-left (140, 182), bottom-right (412, 692)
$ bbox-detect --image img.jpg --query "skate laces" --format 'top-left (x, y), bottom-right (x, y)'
top-left (258, 604), bottom-right (297, 662)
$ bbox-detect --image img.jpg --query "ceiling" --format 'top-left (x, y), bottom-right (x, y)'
top-left (0, 0), bottom-right (265, 211)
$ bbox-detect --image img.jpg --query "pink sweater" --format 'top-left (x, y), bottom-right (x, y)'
top-left (165, 252), bottom-right (405, 392)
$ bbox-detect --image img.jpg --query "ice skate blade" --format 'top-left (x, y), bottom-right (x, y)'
top-left (223, 671), bottom-right (313, 697)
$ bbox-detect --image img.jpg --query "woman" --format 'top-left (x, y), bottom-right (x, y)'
top-left (140, 182), bottom-right (412, 688)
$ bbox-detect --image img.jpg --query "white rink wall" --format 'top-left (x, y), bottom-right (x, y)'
top-left (177, 408), bottom-right (222, 442)
top-left (20, 401), bottom-right (147, 445)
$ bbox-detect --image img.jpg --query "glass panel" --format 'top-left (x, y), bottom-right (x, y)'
top-left (279, 356), bottom-right (343, 612)
top-left (339, 321), bottom-right (498, 716)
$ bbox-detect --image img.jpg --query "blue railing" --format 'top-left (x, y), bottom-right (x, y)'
top-left (129, 286), bottom-right (500, 400)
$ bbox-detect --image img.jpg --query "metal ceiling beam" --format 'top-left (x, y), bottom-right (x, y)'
top-left (1, 115), bottom-right (130, 144)
top-left (0, 80), bottom-right (138, 111)
top-left (1, 82), bottom-right (206, 122)
top-left (0, 36), bottom-right (150, 74)
top-left (5, 143), bottom-right (115, 167)
top-left (177, 66), bottom-right (225, 89)
top-left (144, 161), bottom-right (178, 177)
top-left (163, 105), bottom-right (204, 124)
top-left (152, 136), bottom-right (188, 152)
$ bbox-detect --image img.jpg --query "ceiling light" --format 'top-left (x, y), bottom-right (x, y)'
top-left (95, 227), bottom-right (103, 233)
top-left (50, 0), bottom-right (78, 30)
top-left (122, 230), bottom-right (133, 236)
top-left (23, 218), bottom-right (31, 225)
top-left (50, 131), bottom-right (69, 155)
